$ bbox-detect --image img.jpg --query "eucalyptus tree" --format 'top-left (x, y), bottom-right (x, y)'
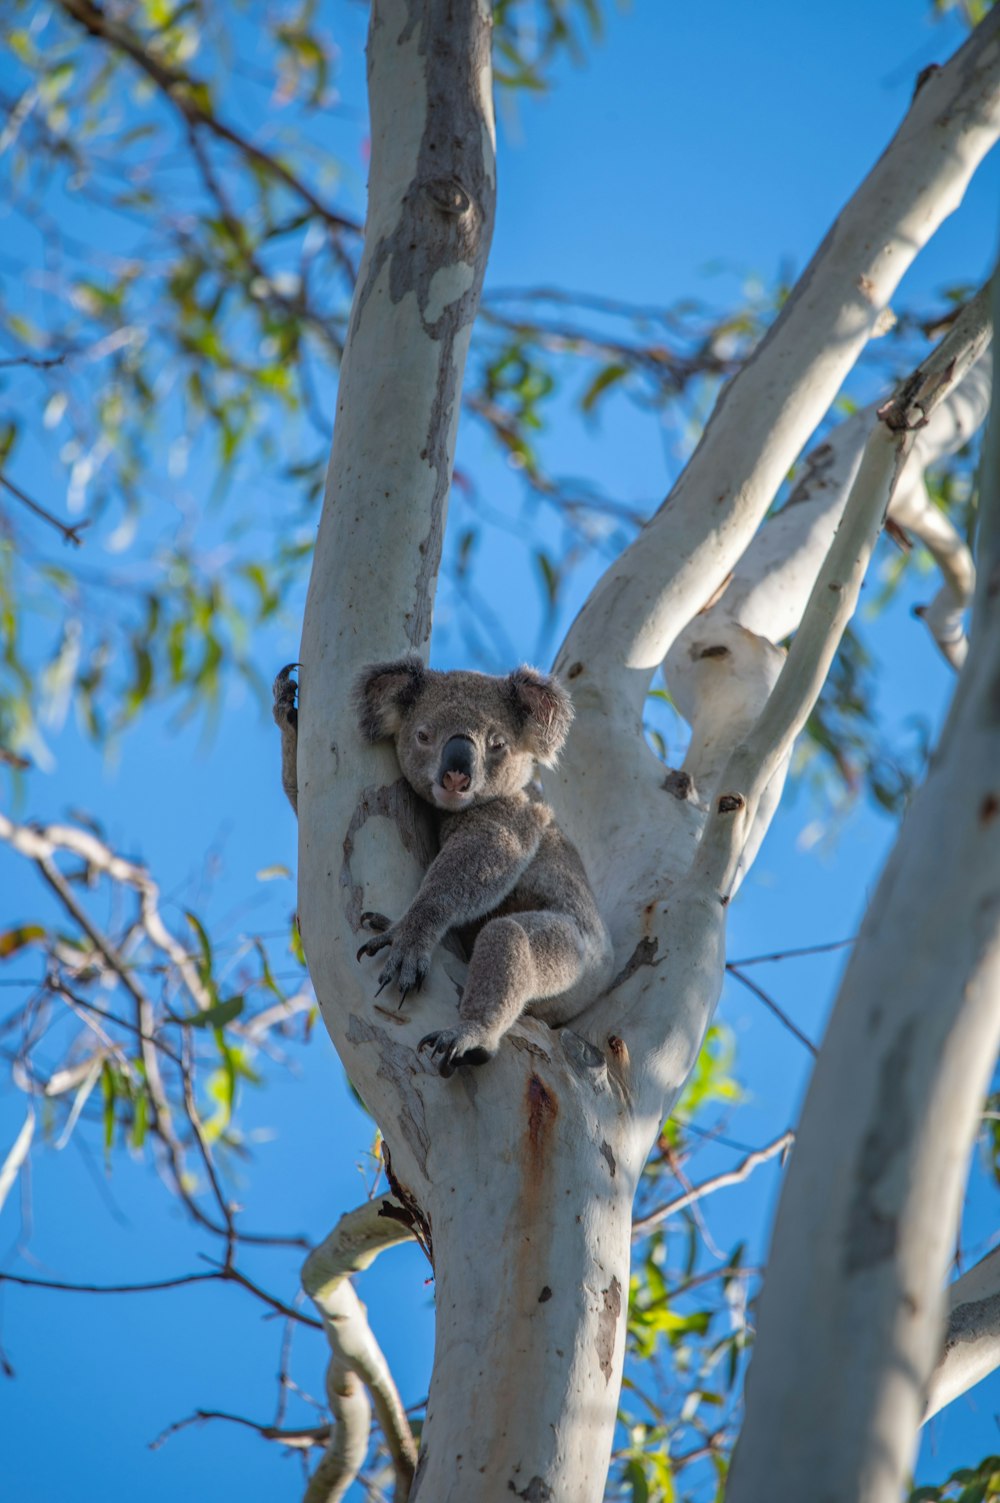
top-left (284, 6), bottom-right (1000, 1501)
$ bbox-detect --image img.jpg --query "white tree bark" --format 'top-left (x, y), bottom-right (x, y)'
top-left (926, 1244), bottom-right (1000, 1423)
top-left (726, 281), bottom-right (1000, 1503)
top-left (663, 351), bottom-right (992, 806)
top-left (558, 13), bottom-right (1000, 728)
top-left (302, 1200), bottom-right (417, 1502)
top-left (293, 4), bottom-right (1000, 1499)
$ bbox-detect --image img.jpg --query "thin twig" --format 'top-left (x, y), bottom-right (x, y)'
top-left (150, 1407), bottom-right (329, 1452)
top-left (0, 352), bottom-right (68, 369)
top-left (56, 0), bottom-right (359, 237)
top-left (0, 474), bottom-right (90, 546)
top-left (726, 965), bottom-right (818, 1056)
top-left (0, 1269), bottom-right (218, 1294)
top-left (728, 936), bottom-right (855, 968)
top-left (1, 1263), bottom-right (322, 1329)
top-left (633, 1131), bottom-right (795, 1239)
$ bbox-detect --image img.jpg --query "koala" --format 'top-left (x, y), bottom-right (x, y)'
top-left (272, 659), bottom-right (614, 1077)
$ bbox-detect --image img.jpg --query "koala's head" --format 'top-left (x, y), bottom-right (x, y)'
top-left (354, 658), bottom-right (573, 813)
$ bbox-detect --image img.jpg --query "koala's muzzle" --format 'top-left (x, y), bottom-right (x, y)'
top-left (439, 734), bottom-right (475, 794)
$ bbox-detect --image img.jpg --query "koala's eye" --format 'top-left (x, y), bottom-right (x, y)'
top-left (488, 735), bottom-right (506, 753)
top-left (415, 728), bottom-right (432, 747)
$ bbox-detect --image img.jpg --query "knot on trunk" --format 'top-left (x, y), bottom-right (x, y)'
top-left (423, 175), bottom-right (471, 216)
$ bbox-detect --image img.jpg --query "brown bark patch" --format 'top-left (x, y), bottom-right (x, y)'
top-left (980, 793), bottom-right (999, 825)
top-left (664, 768), bottom-right (693, 800)
top-left (525, 1073), bottom-right (558, 1162)
top-left (607, 1034), bottom-right (629, 1066)
top-left (600, 1140), bottom-right (617, 1177)
top-left (596, 1275), bottom-right (622, 1383)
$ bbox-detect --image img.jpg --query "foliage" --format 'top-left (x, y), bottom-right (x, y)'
top-left (0, 3), bottom-right (981, 812)
top-left (911, 1456), bottom-right (1000, 1503)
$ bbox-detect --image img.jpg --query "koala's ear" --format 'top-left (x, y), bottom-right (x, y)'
top-left (354, 658), bottom-right (426, 741)
top-left (506, 666), bottom-right (573, 767)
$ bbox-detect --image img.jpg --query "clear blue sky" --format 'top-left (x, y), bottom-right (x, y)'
top-left (1, 3), bottom-right (998, 1499)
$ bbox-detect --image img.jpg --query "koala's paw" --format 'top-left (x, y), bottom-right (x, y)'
top-left (357, 917), bottom-right (431, 1003)
top-left (272, 663), bottom-right (300, 729)
top-left (418, 1028), bottom-right (494, 1079)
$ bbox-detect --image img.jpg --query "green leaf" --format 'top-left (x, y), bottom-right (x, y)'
top-left (185, 909), bottom-right (215, 986)
top-left (0, 924), bottom-right (46, 959)
top-left (581, 360), bottom-right (628, 413)
top-left (100, 1061), bottom-right (116, 1156)
top-left (181, 995), bottom-right (244, 1030)
top-left (130, 1087), bottom-right (148, 1150)
top-left (625, 1459), bottom-right (649, 1503)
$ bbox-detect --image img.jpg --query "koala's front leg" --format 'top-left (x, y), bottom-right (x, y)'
top-left (356, 910), bottom-right (434, 1001)
top-left (357, 799), bottom-right (548, 1004)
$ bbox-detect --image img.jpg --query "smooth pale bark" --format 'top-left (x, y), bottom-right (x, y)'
top-left (926, 1245), bottom-right (1000, 1423)
top-left (302, 1201), bottom-right (417, 1501)
top-left (726, 283), bottom-right (1000, 1503)
top-left (664, 353), bottom-right (992, 799)
top-left (297, 5), bottom-right (639, 1499)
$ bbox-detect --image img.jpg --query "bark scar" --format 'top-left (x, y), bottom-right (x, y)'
top-left (346, 1012), bottom-right (431, 1179)
top-left (596, 1274), bottom-right (622, 1383)
top-left (526, 1073), bottom-right (558, 1160)
top-left (340, 778), bottom-right (436, 929)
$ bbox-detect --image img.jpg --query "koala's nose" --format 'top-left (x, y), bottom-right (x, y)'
top-left (440, 735), bottom-right (474, 793)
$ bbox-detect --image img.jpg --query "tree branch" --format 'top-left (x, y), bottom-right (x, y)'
top-left (925, 1244), bottom-right (1000, 1423)
top-left (0, 473), bottom-right (90, 546)
top-left (301, 1199), bottom-right (417, 1503)
top-left (0, 815), bottom-right (214, 1012)
top-left (0, 1265), bottom-right (323, 1329)
top-left (663, 342), bottom-right (990, 799)
top-left (691, 285), bottom-right (993, 903)
top-left (725, 265), bottom-right (1000, 1503)
top-left (556, 14), bottom-right (1000, 725)
top-left (55, 0), bottom-right (360, 238)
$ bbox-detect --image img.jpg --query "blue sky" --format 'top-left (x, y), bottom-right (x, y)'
top-left (1, 2), bottom-right (999, 1499)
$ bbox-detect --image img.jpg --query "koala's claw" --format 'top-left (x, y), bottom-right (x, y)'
top-left (377, 947), bottom-right (429, 995)
top-left (418, 1029), bottom-right (493, 1079)
top-left (358, 921), bottom-right (431, 1000)
top-left (357, 930), bottom-right (393, 963)
top-left (359, 911), bottom-right (391, 933)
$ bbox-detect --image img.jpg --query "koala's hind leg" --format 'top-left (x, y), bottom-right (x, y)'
top-left (418, 912), bottom-right (587, 1077)
top-left (272, 664), bottom-right (300, 814)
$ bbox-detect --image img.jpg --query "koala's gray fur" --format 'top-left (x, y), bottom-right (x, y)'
top-left (272, 659), bottom-right (613, 1077)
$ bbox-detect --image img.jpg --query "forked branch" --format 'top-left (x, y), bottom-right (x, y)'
top-left (692, 284), bottom-right (993, 902)
top-left (301, 1199), bottom-right (417, 1503)
top-left (558, 13), bottom-right (1000, 721)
